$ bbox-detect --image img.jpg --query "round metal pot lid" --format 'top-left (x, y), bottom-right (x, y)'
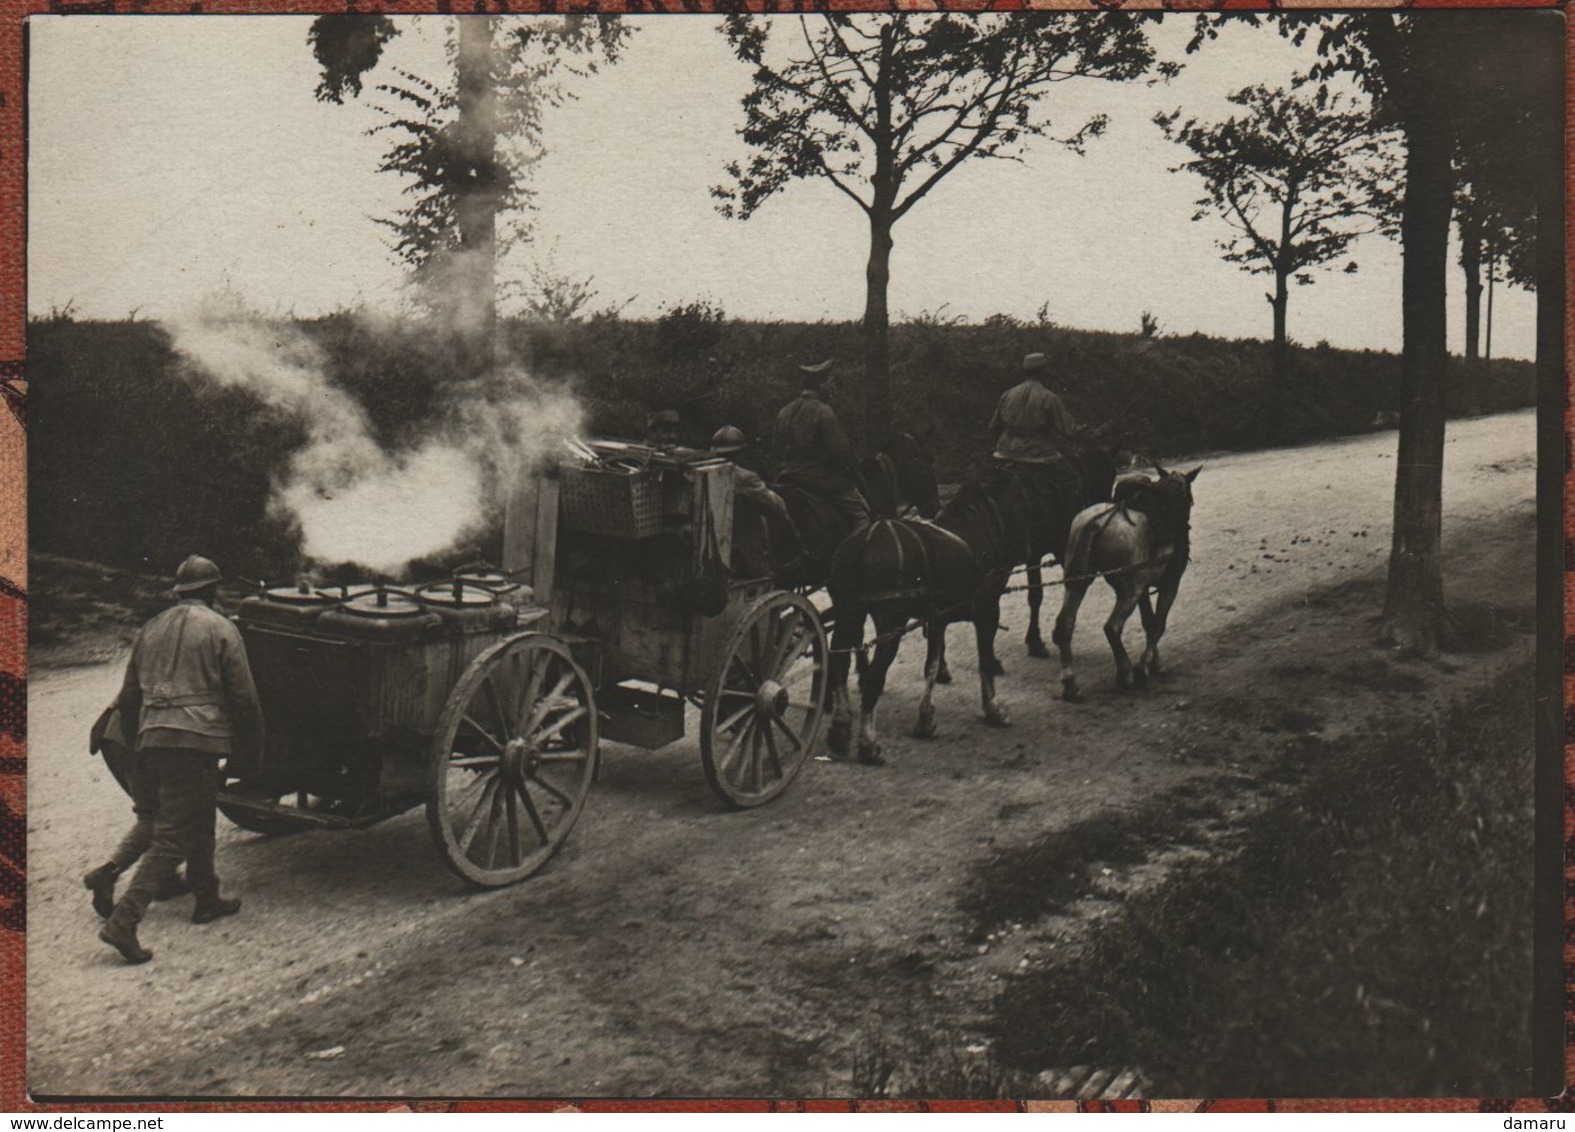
top-left (339, 589), bottom-right (427, 617)
top-left (452, 571), bottom-right (522, 594)
top-left (315, 583), bottom-right (379, 603)
top-left (417, 582), bottom-right (499, 607)
top-left (262, 584), bottom-right (337, 606)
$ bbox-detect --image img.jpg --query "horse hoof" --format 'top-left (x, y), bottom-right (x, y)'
top-left (984, 708), bottom-right (1011, 728)
top-left (1132, 666), bottom-right (1149, 689)
top-left (1061, 685), bottom-right (1083, 704)
top-left (857, 742), bottom-right (886, 767)
top-left (990, 659), bottom-right (1006, 678)
top-left (936, 668), bottom-right (953, 686)
top-left (1026, 641), bottom-right (1050, 660)
top-left (827, 720), bottom-right (852, 758)
top-left (912, 717), bottom-right (937, 740)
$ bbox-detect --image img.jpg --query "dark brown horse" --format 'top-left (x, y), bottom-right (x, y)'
top-left (825, 514), bottom-right (1008, 765)
top-left (1016, 441), bottom-right (1121, 660)
top-left (1053, 465), bottom-right (1200, 700)
top-left (773, 432), bottom-right (940, 588)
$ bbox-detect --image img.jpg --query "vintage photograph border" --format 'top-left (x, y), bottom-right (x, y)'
top-left (0, 0), bottom-right (1566, 1112)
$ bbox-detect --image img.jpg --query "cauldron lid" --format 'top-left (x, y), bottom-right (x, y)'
top-left (452, 571), bottom-right (524, 594)
top-left (339, 589), bottom-right (426, 617)
top-left (263, 585), bottom-right (336, 606)
top-left (417, 581), bottom-right (498, 607)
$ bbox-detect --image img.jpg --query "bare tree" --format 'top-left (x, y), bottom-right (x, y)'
top-left (715, 12), bottom-right (1166, 434)
top-left (1156, 85), bottom-right (1398, 383)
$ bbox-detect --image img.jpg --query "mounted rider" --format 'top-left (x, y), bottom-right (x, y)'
top-left (771, 359), bottom-right (871, 537)
top-left (988, 352), bottom-right (1084, 555)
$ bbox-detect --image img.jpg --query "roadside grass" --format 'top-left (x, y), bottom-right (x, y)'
top-left (987, 660), bottom-right (1537, 1098)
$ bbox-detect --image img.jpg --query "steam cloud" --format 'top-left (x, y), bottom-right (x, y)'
top-left (168, 304), bottom-right (581, 576)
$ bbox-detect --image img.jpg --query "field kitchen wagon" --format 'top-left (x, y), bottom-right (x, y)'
top-left (94, 441), bottom-right (832, 887)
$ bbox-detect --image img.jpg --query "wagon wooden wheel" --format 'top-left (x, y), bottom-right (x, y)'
top-left (700, 591), bottom-right (828, 808)
top-left (427, 633), bottom-right (599, 887)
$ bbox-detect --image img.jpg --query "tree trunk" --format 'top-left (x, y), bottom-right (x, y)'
top-left (1270, 196), bottom-right (1293, 385)
top-left (1269, 269), bottom-right (1289, 385)
top-left (1461, 209), bottom-right (1483, 362)
top-left (453, 15), bottom-right (500, 377)
top-left (1382, 80), bottom-right (1453, 654)
top-left (862, 211), bottom-right (894, 440)
top-left (1484, 252), bottom-right (1495, 361)
top-left (860, 37), bottom-right (897, 445)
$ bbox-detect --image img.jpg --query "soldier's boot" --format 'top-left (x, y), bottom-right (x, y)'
top-left (82, 863), bottom-right (121, 920)
top-left (98, 905), bottom-right (153, 964)
top-left (191, 894), bottom-right (241, 925)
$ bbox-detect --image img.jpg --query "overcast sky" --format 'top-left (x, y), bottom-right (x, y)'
top-left (27, 14), bottom-right (1537, 358)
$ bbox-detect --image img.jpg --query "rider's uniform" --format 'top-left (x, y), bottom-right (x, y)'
top-left (772, 390), bottom-right (871, 533)
top-left (988, 378), bottom-right (1083, 556)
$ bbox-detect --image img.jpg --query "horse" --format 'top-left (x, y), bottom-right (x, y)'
top-left (772, 432), bottom-right (940, 588)
top-left (1016, 440), bottom-right (1121, 660)
top-left (824, 515), bottom-right (1008, 765)
top-left (1052, 465), bottom-right (1201, 702)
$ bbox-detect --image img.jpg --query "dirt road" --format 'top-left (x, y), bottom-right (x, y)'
top-left (25, 410), bottom-right (1539, 1099)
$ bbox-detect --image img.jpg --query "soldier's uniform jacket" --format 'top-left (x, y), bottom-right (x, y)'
top-left (117, 599), bottom-right (264, 758)
top-left (733, 465), bottom-right (788, 521)
top-left (989, 379), bottom-right (1076, 464)
top-left (772, 390), bottom-right (859, 492)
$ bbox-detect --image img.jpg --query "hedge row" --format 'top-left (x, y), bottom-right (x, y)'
top-left (28, 313), bottom-right (1535, 580)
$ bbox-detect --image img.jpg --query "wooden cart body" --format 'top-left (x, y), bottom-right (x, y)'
top-left (97, 439), bottom-right (827, 887)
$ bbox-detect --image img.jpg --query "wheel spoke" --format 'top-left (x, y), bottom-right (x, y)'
top-left (457, 776), bottom-right (501, 859)
top-left (516, 780), bottom-right (552, 846)
top-left (481, 779), bottom-right (507, 868)
top-left (728, 654), bottom-right (761, 691)
top-left (483, 677), bottom-right (511, 741)
top-left (768, 624), bottom-right (809, 681)
top-left (771, 713), bottom-right (804, 752)
top-left (719, 722), bottom-right (751, 778)
top-left (503, 780), bottom-right (522, 866)
top-left (743, 728), bottom-right (762, 792)
top-left (761, 720), bottom-right (784, 782)
top-left (533, 705), bottom-right (588, 745)
top-left (513, 657), bottom-right (550, 736)
top-left (717, 700), bottom-right (755, 736)
top-left (527, 771), bottom-right (575, 807)
top-left (524, 670), bottom-right (578, 736)
top-left (779, 658), bottom-right (818, 689)
top-left (461, 714), bottom-right (507, 754)
top-left (446, 755), bottom-right (501, 770)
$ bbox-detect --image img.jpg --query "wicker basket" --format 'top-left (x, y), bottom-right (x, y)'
top-left (559, 463), bottom-right (664, 539)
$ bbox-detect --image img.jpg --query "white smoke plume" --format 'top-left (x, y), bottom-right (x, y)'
top-left (167, 302), bottom-right (581, 576)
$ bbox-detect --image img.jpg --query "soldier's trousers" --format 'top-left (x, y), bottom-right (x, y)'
top-left (114, 747), bottom-right (221, 924)
top-left (107, 753), bottom-right (160, 872)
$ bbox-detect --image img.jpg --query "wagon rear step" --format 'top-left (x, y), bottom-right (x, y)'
top-left (217, 792), bottom-right (397, 833)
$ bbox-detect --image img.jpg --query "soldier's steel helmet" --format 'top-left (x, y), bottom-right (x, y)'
top-left (173, 555), bottom-right (222, 593)
top-left (711, 426), bottom-right (747, 454)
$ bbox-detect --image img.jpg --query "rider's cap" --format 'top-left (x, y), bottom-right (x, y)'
top-left (1022, 352), bottom-right (1049, 374)
top-left (798, 359), bottom-right (834, 387)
